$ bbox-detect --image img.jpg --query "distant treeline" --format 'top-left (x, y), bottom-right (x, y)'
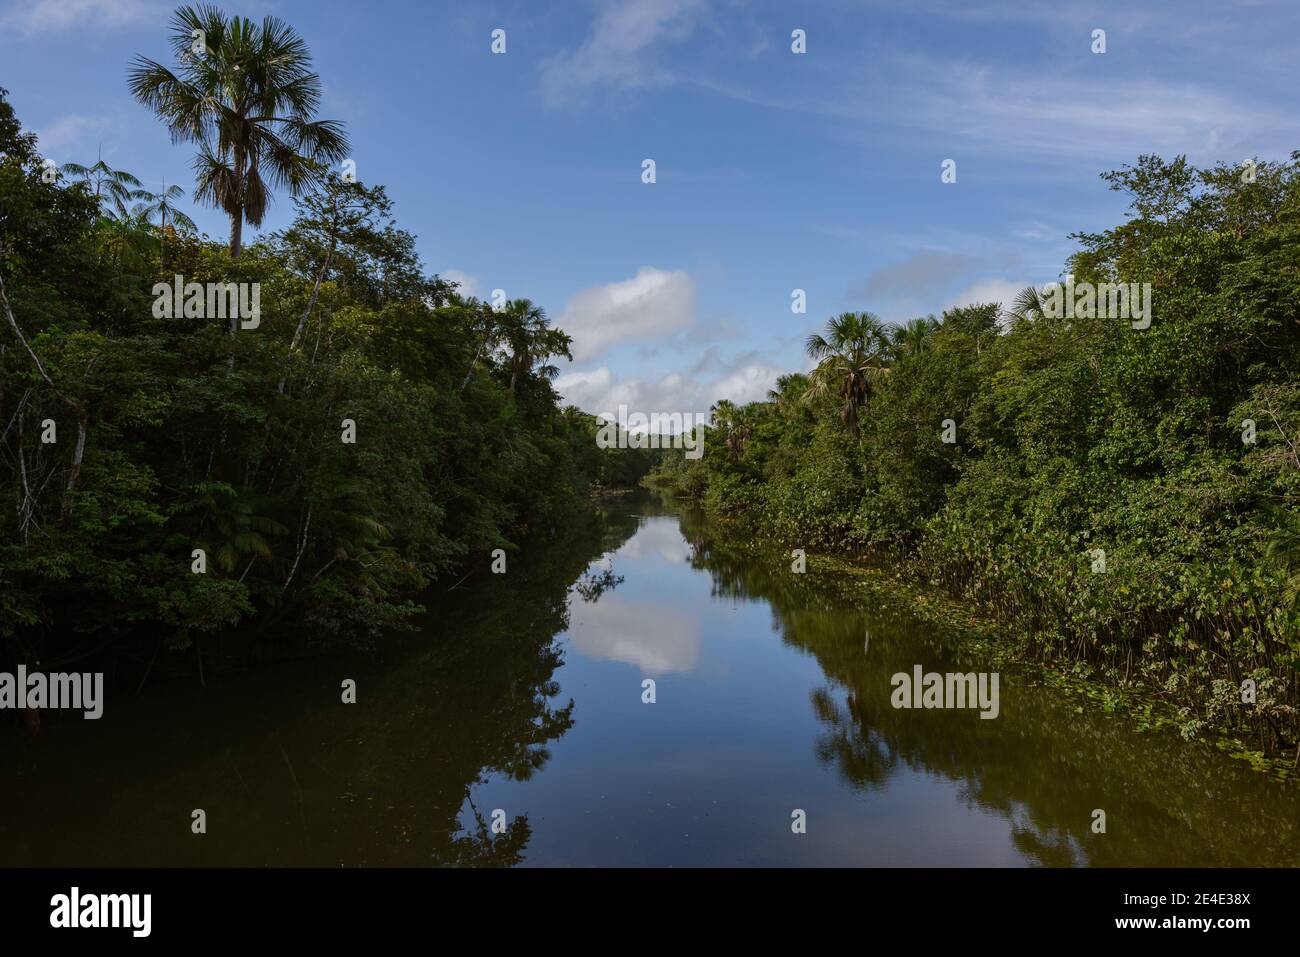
top-left (0, 83), bottom-right (652, 682)
top-left (650, 152), bottom-right (1300, 761)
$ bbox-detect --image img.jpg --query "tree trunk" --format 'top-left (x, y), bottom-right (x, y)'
top-left (67, 406), bottom-right (87, 490)
top-left (17, 439), bottom-right (34, 543)
top-left (461, 336), bottom-right (488, 392)
top-left (279, 246), bottom-right (336, 394)
top-left (0, 270), bottom-right (55, 388)
top-left (281, 507), bottom-right (312, 599)
top-left (227, 213), bottom-right (242, 369)
top-left (229, 213), bottom-right (243, 260)
top-left (293, 249), bottom-right (333, 352)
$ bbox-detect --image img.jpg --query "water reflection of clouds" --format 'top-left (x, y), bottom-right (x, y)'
top-left (612, 519), bottom-right (692, 564)
top-left (567, 598), bottom-right (700, 675)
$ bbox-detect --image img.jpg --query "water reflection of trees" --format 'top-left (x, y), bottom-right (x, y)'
top-left (680, 517), bottom-right (1300, 867)
top-left (0, 505), bottom-right (643, 867)
top-left (574, 568), bottom-right (624, 603)
top-left (316, 504), bottom-right (646, 866)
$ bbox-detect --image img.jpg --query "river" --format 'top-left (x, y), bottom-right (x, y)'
top-left (3, 491), bottom-right (1297, 866)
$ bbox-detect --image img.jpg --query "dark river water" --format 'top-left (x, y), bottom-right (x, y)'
top-left (3, 492), bottom-right (1298, 866)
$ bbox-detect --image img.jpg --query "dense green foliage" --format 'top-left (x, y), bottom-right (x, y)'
top-left (0, 86), bottom-right (648, 675)
top-left (651, 153), bottom-right (1300, 757)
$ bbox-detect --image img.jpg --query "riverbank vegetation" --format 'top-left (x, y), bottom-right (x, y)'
top-left (672, 505), bottom-right (1300, 841)
top-left (650, 153), bottom-right (1300, 764)
top-left (0, 54), bottom-right (649, 689)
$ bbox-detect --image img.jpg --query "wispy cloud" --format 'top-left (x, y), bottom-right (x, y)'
top-left (903, 60), bottom-right (1295, 162)
top-left (539, 0), bottom-right (706, 108)
top-left (692, 19), bottom-right (1299, 168)
top-left (34, 113), bottom-right (117, 159)
top-left (851, 249), bottom-right (976, 301)
top-left (2, 0), bottom-right (160, 35)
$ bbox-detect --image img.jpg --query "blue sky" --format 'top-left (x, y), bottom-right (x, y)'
top-left (3, 0), bottom-right (1297, 417)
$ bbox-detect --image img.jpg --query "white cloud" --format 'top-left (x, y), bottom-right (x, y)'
top-left (612, 520), bottom-right (692, 563)
top-left (440, 269), bottom-right (480, 300)
top-left (554, 365), bottom-right (618, 404)
top-left (2, 0), bottom-right (159, 34)
top-left (567, 596), bottom-right (699, 674)
top-left (555, 349), bottom-right (785, 426)
top-left (942, 277), bottom-right (1034, 314)
top-left (709, 360), bottom-right (781, 406)
top-left (539, 0), bottom-right (706, 108)
top-left (557, 266), bottom-right (696, 362)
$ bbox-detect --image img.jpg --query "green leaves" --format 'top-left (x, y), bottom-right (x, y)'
top-left (649, 149), bottom-right (1300, 762)
top-left (129, 4), bottom-right (349, 254)
top-left (0, 86), bottom-right (644, 669)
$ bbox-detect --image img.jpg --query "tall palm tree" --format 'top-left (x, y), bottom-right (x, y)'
top-left (500, 299), bottom-right (573, 394)
top-left (61, 152), bottom-right (148, 211)
top-left (803, 311), bottom-right (893, 439)
top-left (128, 4), bottom-right (348, 260)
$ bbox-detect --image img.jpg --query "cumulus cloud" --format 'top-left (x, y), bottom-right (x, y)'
top-left (557, 266), bottom-right (696, 362)
top-left (538, 0), bottom-right (706, 108)
top-left (555, 349), bottom-right (785, 427)
top-left (612, 521), bottom-right (692, 563)
top-left (942, 277), bottom-right (1034, 314)
top-left (567, 596), bottom-right (700, 674)
top-left (440, 269), bottom-right (481, 300)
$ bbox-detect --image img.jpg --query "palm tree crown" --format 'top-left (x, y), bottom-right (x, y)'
top-left (710, 399), bottom-right (753, 457)
top-left (767, 372), bottom-right (810, 405)
top-left (803, 311), bottom-right (893, 439)
top-left (889, 316), bottom-right (938, 359)
top-left (128, 3), bottom-right (349, 258)
top-left (61, 154), bottom-right (148, 211)
top-left (137, 182), bottom-right (197, 233)
top-left (499, 299), bottom-right (573, 394)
